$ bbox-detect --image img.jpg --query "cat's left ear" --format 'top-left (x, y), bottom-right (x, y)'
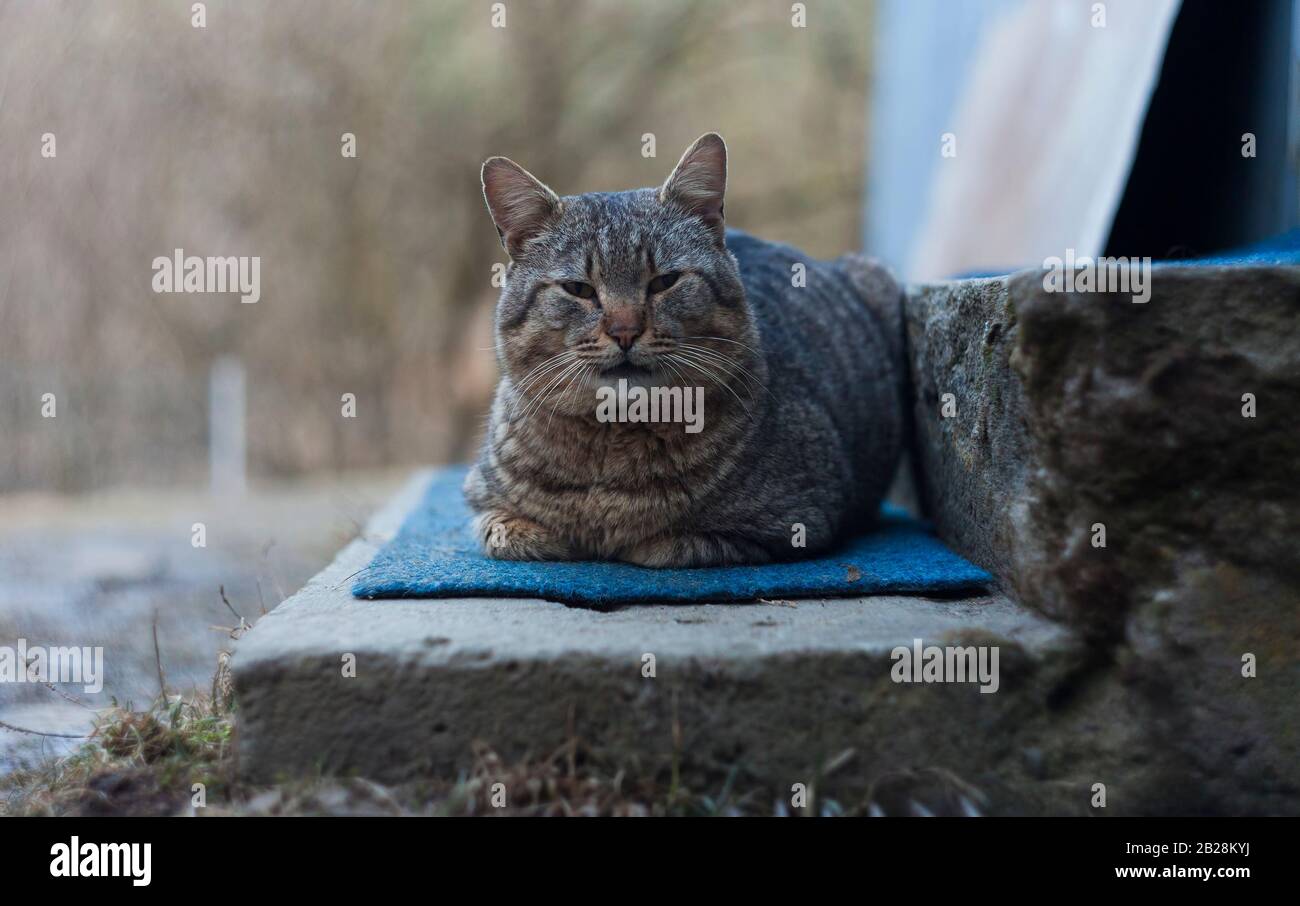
top-left (660, 133), bottom-right (727, 240)
top-left (482, 156), bottom-right (562, 258)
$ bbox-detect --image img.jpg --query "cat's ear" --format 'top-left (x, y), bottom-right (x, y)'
top-left (481, 156), bottom-right (562, 258)
top-left (660, 133), bottom-right (727, 239)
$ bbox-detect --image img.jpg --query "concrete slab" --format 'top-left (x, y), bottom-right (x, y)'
top-left (241, 473), bottom-right (1063, 663)
top-left (232, 471), bottom-right (1182, 814)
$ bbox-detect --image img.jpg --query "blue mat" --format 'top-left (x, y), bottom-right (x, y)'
top-left (955, 228), bottom-right (1300, 279)
top-left (352, 466), bottom-right (991, 605)
top-left (1167, 228), bottom-right (1300, 267)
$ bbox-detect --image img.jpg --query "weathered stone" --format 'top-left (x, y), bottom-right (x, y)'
top-left (905, 264), bottom-right (1300, 812)
top-left (907, 265), bottom-right (1299, 625)
top-left (905, 275), bottom-right (1028, 572)
top-left (1011, 265), bottom-right (1300, 634)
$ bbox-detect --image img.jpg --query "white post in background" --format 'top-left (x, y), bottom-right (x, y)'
top-left (209, 356), bottom-right (247, 496)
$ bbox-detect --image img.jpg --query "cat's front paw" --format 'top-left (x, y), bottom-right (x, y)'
top-left (472, 511), bottom-right (573, 561)
top-left (621, 533), bottom-right (772, 568)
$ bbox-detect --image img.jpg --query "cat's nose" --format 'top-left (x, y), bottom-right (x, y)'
top-left (602, 308), bottom-right (644, 351)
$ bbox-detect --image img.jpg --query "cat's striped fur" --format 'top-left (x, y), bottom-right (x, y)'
top-left (465, 134), bottom-right (904, 567)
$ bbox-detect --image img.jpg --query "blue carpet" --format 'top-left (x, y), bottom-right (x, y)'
top-left (1164, 228), bottom-right (1300, 267)
top-left (953, 228), bottom-right (1300, 279)
top-left (352, 466), bottom-right (991, 604)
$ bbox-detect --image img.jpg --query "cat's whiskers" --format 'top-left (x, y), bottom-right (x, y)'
top-left (676, 343), bottom-right (770, 400)
top-left (672, 345), bottom-right (757, 394)
top-left (515, 354), bottom-right (579, 418)
top-left (546, 362), bottom-right (592, 434)
top-left (658, 358), bottom-right (693, 393)
top-left (516, 356), bottom-right (569, 391)
top-left (520, 365), bottom-right (574, 421)
top-left (515, 350), bottom-right (575, 392)
top-left (665, 352), bottom-right (754, 420)
top-left (680, 335), bottom-right (761, 356)
top-left (521, 358), bottom-right (585, 422)
top-left (515, 352), bottom-right (576, 402)
top-left (670, 348), bottom-right (755, 406)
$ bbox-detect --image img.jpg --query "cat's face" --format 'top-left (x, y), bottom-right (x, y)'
top-left (482, 134), bottom-right (755, 410)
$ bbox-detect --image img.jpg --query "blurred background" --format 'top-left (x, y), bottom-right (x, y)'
top-left (1, 0), bottom-right (872, 493)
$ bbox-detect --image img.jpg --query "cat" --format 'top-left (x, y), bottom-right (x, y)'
top-left (465, 133), bottom-right (905, 568)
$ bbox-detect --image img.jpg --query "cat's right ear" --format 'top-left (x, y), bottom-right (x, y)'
top-left (481, 157), bottom-right (561, 258)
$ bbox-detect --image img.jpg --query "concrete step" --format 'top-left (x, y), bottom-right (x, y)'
top-left (233, 472), bottom-right (1161, 815)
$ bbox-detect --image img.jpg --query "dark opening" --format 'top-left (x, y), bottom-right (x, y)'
top-left (1105, 0), bottom-right (1297, 259)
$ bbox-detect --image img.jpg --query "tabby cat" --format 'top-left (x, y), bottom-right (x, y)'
top-left (465, 133), bottom-right (904, 567)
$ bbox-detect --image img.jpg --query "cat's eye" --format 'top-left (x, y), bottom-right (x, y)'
top-left (561, 281), bottom-right (597, 300)
top-left (648, 272), bottom-right (680, 294)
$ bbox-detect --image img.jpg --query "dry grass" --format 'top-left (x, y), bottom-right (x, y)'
top-left (0, 689), bottom-right (760, 817)
top-left (2, 694), bottom-right (234, 817)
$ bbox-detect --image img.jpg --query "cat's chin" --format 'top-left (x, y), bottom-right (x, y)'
top-left (591, 362), bottom-right (659, 391)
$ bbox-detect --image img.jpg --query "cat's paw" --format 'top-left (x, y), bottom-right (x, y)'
top-left (621, 533), bottom-right (772, 568)
top-left (472, 511), bottom-right (573, 561)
